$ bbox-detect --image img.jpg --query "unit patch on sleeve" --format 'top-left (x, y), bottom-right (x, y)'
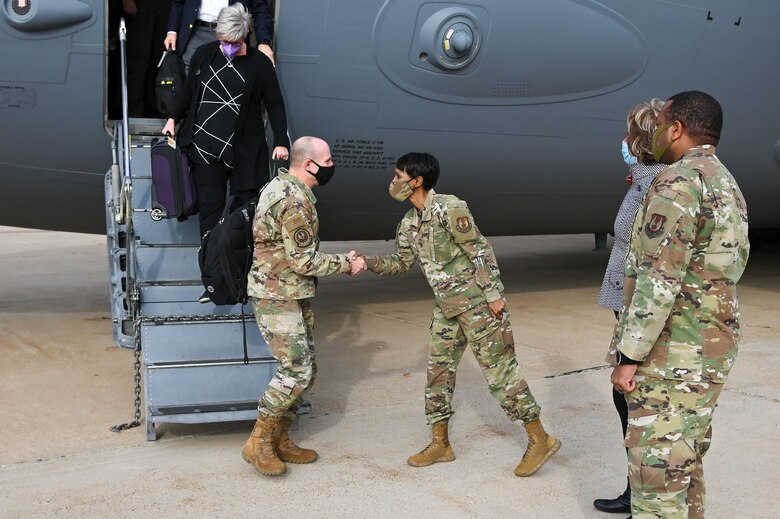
top-left (456, 216), bottom-right (473, 234)
top-left (447, 201), bottom-right (477, 242)
top-left (644, 213), bottom-right (667, 238)
top-left (293, 228), bottom-right (313, 248)
top-left (283, 212), bottom-right (314, 251)
top-left (639, 190), bottom-right (684, 258)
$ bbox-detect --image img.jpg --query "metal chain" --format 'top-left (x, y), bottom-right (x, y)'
top-left (142, 312), bottom-right (248, 324)
top-left (110, 322), bottom-right (143, 432)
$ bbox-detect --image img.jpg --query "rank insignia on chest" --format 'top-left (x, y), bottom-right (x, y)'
top-left (293, 228), bottom-right (313, 248)
top-left (644, 213), bottom-right (667, 238)
top-left (456, 216), bottom-right (473, 234)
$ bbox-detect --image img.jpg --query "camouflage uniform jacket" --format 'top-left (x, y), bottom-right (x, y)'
top-left (364, 190), bottom-right (503, 318)
top-left (247, 170), bottom-right (350, 301)
top-left (607, 146), bottom-right (749, 383)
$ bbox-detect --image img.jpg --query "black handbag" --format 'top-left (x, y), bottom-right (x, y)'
top-left (154, 50), bottom-right (186, 118)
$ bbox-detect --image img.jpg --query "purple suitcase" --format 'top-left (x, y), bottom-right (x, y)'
top-left (150, 137), bottom-right (197, 221)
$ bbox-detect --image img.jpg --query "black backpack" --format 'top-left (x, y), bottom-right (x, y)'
top-left (198, 195), bottom-right (257, 307)
top-left (155, 50), bottom-right (186, 118)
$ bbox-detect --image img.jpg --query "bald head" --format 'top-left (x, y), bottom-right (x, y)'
top-left (290, 137), bottom-right (330, 168)
top-left (288, 136), bottom-right (334, 188)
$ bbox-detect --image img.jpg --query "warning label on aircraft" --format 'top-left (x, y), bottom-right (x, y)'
top-left (331, 138), bottom-right (395, 170)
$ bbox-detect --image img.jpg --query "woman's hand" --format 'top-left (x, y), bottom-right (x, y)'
top-left (162, 119), bottom-right (176, 137)
top-left (258, 43), bottom-right (275, 66)
top-left (164, 33), bottom-right (177, 51)
top-left (272, 146), bottom-right (289, 161)
top-left (122, 0), bottom-right (137, 16)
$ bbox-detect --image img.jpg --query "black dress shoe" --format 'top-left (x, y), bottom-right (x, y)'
top-left (593, 482), bottom-right (631, 514)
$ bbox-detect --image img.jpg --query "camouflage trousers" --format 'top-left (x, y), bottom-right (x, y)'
top-left (625, 376), bottom-right (723, 519)
top-left (252, 297), bottom-right (315, 419)
top-left (425, 303), bottom-right (540, 425)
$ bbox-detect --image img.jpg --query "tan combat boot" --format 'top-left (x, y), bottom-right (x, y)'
top-left (242, 415), bottom-right (286, 476)
top-left (407, 422), bottom-right (456, 467)
top-left (514, 418), bottom-right (561, 477)
top-left (275, 416), bottom-right (318, 464)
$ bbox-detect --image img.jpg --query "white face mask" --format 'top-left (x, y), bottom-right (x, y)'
top-left (621, 140), bottom-right (638, 166)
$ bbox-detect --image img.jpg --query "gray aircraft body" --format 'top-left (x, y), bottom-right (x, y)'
top-left (1, 0), bottom-right (778, 239)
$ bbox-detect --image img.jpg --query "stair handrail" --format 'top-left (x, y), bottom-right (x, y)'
top-left (109, 17), bottom-right (144, 434)
top-left (117, 18), bottom-right (139, 322)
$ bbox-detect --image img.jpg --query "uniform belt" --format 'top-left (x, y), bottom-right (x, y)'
top-left (194, 19), bottom-right (218, 29)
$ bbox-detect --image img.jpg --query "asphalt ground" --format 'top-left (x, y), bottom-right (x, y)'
top-left (1, 227), bottom-right (778, 518)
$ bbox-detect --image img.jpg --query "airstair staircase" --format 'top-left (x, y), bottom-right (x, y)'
top-left (105, 122), bottom-right (280, 441)
top-left (104, 21), bottom-right (281, 440)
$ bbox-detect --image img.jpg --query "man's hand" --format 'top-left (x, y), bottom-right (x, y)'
top-left (611, 364), bottom-right (638, 393)
top-left (272, 146), bottom-right (289, 161)
top-left (122, 0), bottom-right (138, 16)
top-left (488, 298), bottom-right (505, 319)
top-left (164, 32), bottom-right (177, 51)
top-left (258, 43), bottom-right (275, 66)
top-left (162, 118), bottom-right (176, 137)
top-left (347, 251), bottom-right (367, 276)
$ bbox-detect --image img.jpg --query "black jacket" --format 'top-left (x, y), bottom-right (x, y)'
top-left (172, 41), bottom-right (289, 191)
top-left (168, 0), bottom-right (273, 55)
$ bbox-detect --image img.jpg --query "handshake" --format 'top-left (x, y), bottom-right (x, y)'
top-left (347, 250), bottom-right (367, 276)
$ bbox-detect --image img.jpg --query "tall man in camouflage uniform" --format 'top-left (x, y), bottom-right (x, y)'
top-left (361, 152), bottom-right (560, 476)
top-left (609, 91), bottom-right (749, 518)
top-left (242, 136), bottom-right (366, 477)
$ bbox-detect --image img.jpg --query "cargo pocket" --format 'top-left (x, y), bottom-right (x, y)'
top-left (258, 303), bottom-right (306, 335)
top-left (254, 301), bottom-right (307, 357)
top-left (630, 438), bottom-right (696, 495)
top-left (501, 320), bottom-right (515, 349)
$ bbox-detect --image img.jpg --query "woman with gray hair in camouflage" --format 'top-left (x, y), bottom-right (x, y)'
top-left (163, 4), bottom-right (289, 289)
top-left (594, 98), bottom-right (665, 515)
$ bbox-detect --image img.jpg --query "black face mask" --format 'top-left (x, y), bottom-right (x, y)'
top-left (307, 159), bottom-right (336, 186)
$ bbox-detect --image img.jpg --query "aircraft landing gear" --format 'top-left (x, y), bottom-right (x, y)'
top-left (593, 232), bottom-right (608, 251)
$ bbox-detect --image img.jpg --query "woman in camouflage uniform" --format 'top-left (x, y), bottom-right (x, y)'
top-left (362, 152), bottom-right (560, 476)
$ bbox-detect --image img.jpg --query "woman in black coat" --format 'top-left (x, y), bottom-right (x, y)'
top-left (163, 2), bottom-right (289, 237)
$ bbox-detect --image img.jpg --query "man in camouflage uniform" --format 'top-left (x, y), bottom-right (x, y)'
top-left (242, 136), bottom-right (366, 477)
top-left (361, 152), bottom-right (560, 476)
top-left (609, 91), bottom-right (749, 518)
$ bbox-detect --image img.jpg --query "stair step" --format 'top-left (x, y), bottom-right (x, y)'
top-left (139, 284), bottom-right (251, 317)
top-left (146, 362), bottom-right (275, 410)
top-left (135, 245), bottom-right (201, 282)
top-left (133, 208), bottom-right (202, 246)
top-left (150, 400), bottom-right (259, 416)
top-left (141, 319), bottom-right (269, 364)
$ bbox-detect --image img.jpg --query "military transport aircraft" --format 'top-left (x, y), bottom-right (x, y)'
top-left (1, 0), bottom-right (778, 240)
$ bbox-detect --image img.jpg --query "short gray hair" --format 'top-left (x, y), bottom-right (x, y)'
top-left (216, 3), bottom-right (252, 42)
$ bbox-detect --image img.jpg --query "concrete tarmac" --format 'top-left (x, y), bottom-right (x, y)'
top-left (1, 226), bottom-right (778, 518)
